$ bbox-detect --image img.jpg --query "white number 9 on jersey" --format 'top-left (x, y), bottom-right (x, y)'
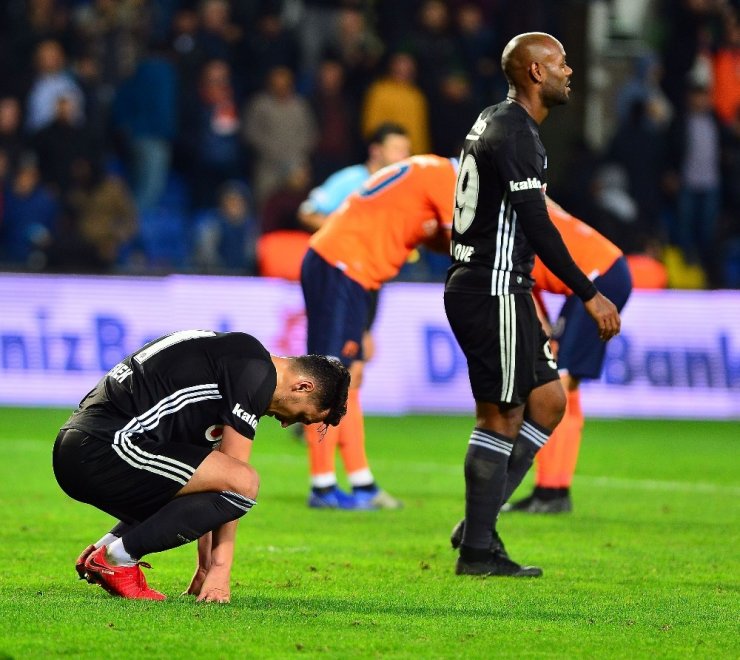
top-left (454, 153), bottom-right (479, 235)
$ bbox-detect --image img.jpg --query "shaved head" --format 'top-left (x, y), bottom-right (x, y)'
top-left (500, 32), bottom-right (572, 121)
top-left (501, 32), bottom-right (564, 86)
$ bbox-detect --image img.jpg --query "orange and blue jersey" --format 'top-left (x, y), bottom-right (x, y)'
top-left (309, 154), bottom-right (456, 290)
top-left (533, 201), bottom-right (623, 296)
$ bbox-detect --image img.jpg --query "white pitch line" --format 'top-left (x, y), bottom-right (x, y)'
top-left (10, 440), bottom-right (738, 497)
top-left (250, 454), bottom-right (740, 496)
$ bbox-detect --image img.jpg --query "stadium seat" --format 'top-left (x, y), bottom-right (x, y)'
top-left (625, 253), bottom-right (668, 289)
top-left (256, 230), bottom-right (311, 281)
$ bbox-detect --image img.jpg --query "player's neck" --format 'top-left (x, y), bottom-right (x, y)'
top-left (506, 94), bottom-right (547, 124)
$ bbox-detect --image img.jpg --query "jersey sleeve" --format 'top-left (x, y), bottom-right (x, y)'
top-left (516, 200), bottom-right (598, 301)
top-left (494, 130), bottom-right (546, 205)
top-left (306, 167), bottom-right (368, 215)
top-left (219, 356), bottom-right (276, 440)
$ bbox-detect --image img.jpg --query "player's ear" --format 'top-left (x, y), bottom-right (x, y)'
top-left (293, 379), bottom-right (316, 393)
top-left (529, 61), bottom-right (542, 83)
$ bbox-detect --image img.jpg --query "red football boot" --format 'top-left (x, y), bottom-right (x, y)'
top-left (75, 544), bottom-right (96, 581)
top-left (84, 546), bottom-right (166, 600)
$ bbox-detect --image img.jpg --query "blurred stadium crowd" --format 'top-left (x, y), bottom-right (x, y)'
top-left (0, 0), bottom-right (737, 287)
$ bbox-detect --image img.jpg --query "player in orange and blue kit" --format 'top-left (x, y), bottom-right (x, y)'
top-left (301, 154), bottom-right (456, 509)
top-left (504, 198), bottom-right (633, 513)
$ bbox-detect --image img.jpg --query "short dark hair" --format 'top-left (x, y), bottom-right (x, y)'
top-left (368, 122), bottom-right (408, 147)
top-left (292, 355), bottom-right (350, 427)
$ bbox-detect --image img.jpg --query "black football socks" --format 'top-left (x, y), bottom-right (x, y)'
top-left (121, 491), bottom-right (256, 560)
top-left (460, 428), bottom-right (513, 561)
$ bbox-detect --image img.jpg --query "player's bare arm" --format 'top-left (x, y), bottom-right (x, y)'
top-left (184, 426), bottom-right (254, 602)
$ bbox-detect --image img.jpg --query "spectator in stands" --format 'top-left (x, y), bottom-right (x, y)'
top-left (25, 39), bottom-right (85, 134)
top-left (664, 79), bottom-right (725, 283)
top-left (193, 180), bottom-right (258, 275)
top-left (181, 58), bottom-right (243, 210)
top-left (308, 57), bottom-right (360, 183)
top-left (330, 5), bottom-right (385, 108)
top-left (401, 0), bottom-right (464, 103)
top-left (69, 0), bottom-right (145, 95)
top-left (111, 42), bottom-right (178, 211)
top-left (33, 94), bottom-right (99, 199)
top-left (261, 161), bottom-right (313, 236)
top-left (606, 99), bottom-right (668, 241)
top-left (362, 52), bottom-right (430, 154)
top-left (169, 7), bottom-right (202, 89)
top-left (243, 65), bottom-right (317, 207)
top-left (615, 51), bottom-right (673, 132)
top-left (239, 5), bottom-right (300, 98)
top-left (0, 154), bottom-right (59, 270)
top-left (296, 0), bottom-right (344, 83)
top-left (429, 71), bottom-right (478, 158)
top-left (455, 2), bottom-right (503, 107)
top-left (0, 0), bottom-right (75, 100)
top-left (64, 157), bottom-right (138, 273)
top-left (0, 98), bottom-right (25, 176)
top-left (194, 0), bottom-right (242, 64)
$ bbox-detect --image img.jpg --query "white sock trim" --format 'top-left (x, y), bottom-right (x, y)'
top-left (94, 533), bottom-right (119, 549)
top-left (347, 468), bottom-right (374, 487)
top-left (311, 472), bottom-right (337, 489)
top-left (106, 538), bottom-right (137, 567)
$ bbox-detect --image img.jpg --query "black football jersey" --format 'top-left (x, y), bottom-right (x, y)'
top-left (446, 101), bottom-right (547, 296)
top-left (62, 331), bottom-right (276, 447)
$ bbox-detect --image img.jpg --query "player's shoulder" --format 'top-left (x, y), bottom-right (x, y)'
top-left (471, 102), bottom-right (535, 149)
top-left (325, 164), bottom-right (369, 188)
top-left (216, 332), bottom-right (271, 361)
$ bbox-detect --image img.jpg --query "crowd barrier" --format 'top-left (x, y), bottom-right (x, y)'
top-left (1, 273), bottom-right (738, 419)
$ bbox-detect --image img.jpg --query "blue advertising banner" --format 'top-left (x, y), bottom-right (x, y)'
top-left (1, 274), bottom-right (738, 418)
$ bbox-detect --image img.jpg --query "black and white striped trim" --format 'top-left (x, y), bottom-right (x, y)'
top-left (491, 200), bottom-right (516, 296)
top-left (469, 429), bottom-right (513, 457)
top-left (112, 384), bottom-right (222, 485)
top-left (220, 490), bottom-right (257, 512)
top-left (519, 420), bottom-right (550, 449)
top-left (499, 294), bottom-right (516, 402)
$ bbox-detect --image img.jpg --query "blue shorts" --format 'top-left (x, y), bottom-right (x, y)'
top-left (301, 248), bottom-right (372, 366)
top-left (552, 256), bottom-right (632, 380)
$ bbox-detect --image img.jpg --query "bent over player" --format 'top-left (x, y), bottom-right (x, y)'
top-left (301, 154), bottom-right (455, 509)
top-left (444, 33), bottom-right (620, 578)
top-left (53, 330), bottom-right (349, 601)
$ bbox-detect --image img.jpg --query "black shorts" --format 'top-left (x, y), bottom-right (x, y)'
top-left (444, 291), bottom-right (559, 405)
top-left (52, 428), bottom-right (212, 523)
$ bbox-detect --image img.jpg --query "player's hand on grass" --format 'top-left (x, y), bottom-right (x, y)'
top-left (584, 292), bottom-right (621, 341)
top-left (195, 564), bottom-right (231, 603)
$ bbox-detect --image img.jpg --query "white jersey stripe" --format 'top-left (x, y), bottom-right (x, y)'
top-left (112, 445), bottom-right (189, 485)
top-left (135, 384), bottom-right (220, 425)
top-left (119, 432), bottom-right (195, 479)
top-left (136, 391), bottom-right (222, 431)
top-left (114, 434), bottom-right (193, 482)
top-left (112, 385), bottom-right (224, 485)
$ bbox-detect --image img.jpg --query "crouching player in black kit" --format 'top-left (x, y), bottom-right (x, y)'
top-left (445, 33), bottom-right (621, 577)
top-left (53, 330), bottom-right (349, 601)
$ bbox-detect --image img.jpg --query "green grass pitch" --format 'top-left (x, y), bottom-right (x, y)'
top-left (0, 408), bottom-right (737, 659)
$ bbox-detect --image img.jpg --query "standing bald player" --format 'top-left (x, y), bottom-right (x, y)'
top-left (444, 33), bottom-right (620, 577)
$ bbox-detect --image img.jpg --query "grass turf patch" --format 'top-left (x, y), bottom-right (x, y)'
top-left (0, 409), bottom-right (737, 658)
